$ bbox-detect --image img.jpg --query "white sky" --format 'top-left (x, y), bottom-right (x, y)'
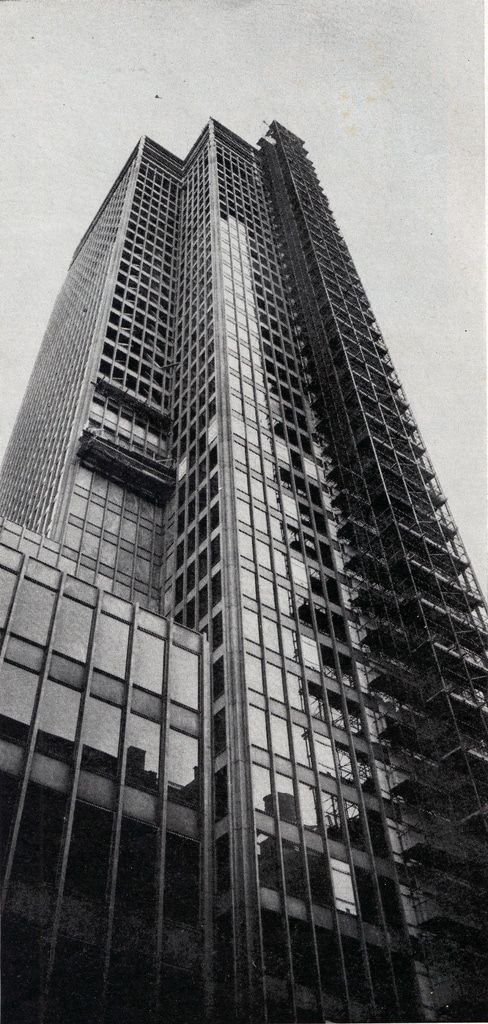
top-left (0, 0), bottom-right (485, 590)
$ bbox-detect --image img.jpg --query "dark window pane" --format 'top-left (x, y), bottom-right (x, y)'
top-left (64, 802), bottom-right (113, 903)
top-left (307, 846), bottom-right (330, 906)
top-left (282, 838), bottom-right (304, 899)
top-left (10, 782), bottom-right (66, 889)
top-left (257, 830), bottom-right (280, 890)
top-left (0, 771), bottom-right (18, 872)
top-left (261, 908), bottom-right (288, 978)
top-left (164, 831), bottom-right (199, 925)
top-left (48, 938), bottom-right (103, 1024)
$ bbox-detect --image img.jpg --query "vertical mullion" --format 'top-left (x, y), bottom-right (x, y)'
top-left (100, 600), bottom-right (139, 1005)
top-left (1, 565), bottom-right (64, 907)
top-left (46, 585), bottom-right (104, 982)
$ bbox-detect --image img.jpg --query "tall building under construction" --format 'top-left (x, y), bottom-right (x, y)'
top-left (0, 119), bottom-right (487, 1024)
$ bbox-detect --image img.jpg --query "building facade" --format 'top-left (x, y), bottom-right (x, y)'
top-left (0, 119), bottom-right (487, 1024)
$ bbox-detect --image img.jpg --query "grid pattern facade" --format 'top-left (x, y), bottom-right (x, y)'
top-left (0, 518), bottom-right (210, 1024)
top-left (0, 158), bottom-right (135, 536)
top-left (259, 121), bottom-right (488, 1020)
top-left (0, 119), bottom-right (487, 1024)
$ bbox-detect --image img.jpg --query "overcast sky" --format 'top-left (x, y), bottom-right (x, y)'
top-left (0, 0), bottom-right (485, 590)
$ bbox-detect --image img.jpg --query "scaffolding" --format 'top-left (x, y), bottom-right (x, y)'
top-left (261, 123), bottom-right (488, 1020)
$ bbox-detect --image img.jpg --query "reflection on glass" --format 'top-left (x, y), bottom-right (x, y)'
top-left (275, 772), bottom-right (297, 824)
top-left (282, 838), bottom-right (304, 898)
top-left (82, 696), bottom-right (121, 777)
top-left (321, 791), bottom-right (342, 841)
top-left (125, 713), bottom-right (160, 791)
top-left (52, 596), bottom-right (93, 663)
top-left (314, 733), bottom-right (335, 776)
top-left (93, 614), bottom-right (129, 679)
top-left (36, 679), bottom-right (80, 760)
top-left (133, 630), bottom-right (164, 694)
top-left (291, 723), bottom-right (309, 766)
top-left (10, 580), bottom-right (56, 646)
top-left (170, 645), bottom-right (199, 710)
top-left (307, 847), bottom-right (330, 906)
top-left (0, 663), bottom-right (38, 744)
top-left (261, 617), bottom-right (279, 652)
top-left (286, 673), bottom-right (303, 710)
top-left (251, 762), bottom-right (272, 814)
top-left (256, 830), bottom-right (280, 890)
top-left (331, 858), bottom-right (357, 915)
top-left (299, 780), bottom-right (318, 830)
top-left (269, 714), bottom-right (290, 759)
top-left (266, 663), bottom-right (284, 702)
top-left (167, 728), bottom-right (199, 808)
top-left (244, 653), bottom-right (263, 693)
top-left (248, 704), bottom-right (268, 749)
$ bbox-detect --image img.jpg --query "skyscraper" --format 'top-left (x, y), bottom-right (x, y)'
top-left (0, 119), bottom-right (487, 1024)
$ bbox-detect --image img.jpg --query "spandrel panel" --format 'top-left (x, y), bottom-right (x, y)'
top-left (126, 712), bottom-right (160, 791)
top-left (52, 596), bottom-right (94, 663)
top-left (93, 614), bottom-right (129, 679)
top-left (10, 580), bottom-right (56, 646)
top-left (133, 630), bottom-right (165, 694)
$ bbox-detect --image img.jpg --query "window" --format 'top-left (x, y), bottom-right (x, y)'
top-left (269, 714), bottom-right (290, 759)
top-left (314, 733), bottom-right (335, 776)
top-left (170, 645), bottom-right (199, 710)
top-left (10, 580), bottom-right (56, 646)
top-left (167, 729), bottom-right (199, 805)
top-left (126, 713), bottom-right (160, 791)
top-left (36, 680), bottom-right (80, 761)
top-left (307, 680), bottom-right (325, 720)
top-left (93, 614), bottom-right (129, 679)
top-left (248, 704), bottom-right (268, 749)
top-left (133, 630), bottom-right (165, 694)
top-left (321, 791), bottom-right (342, 839)
top-left (81, 696), bottom-right (121, 777)
top-left (336, 744), bottom-right (354, 783)
top-left (331, 858), bottom-right (356, 915)
top-left (0, 663), bottom-right (38, 743)
top-left (0, 567), bottom-right (17, 627)
top-left (300, 635), bottom-right (320, 670)
top-left (164, 832), bottom-right (199, 924)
